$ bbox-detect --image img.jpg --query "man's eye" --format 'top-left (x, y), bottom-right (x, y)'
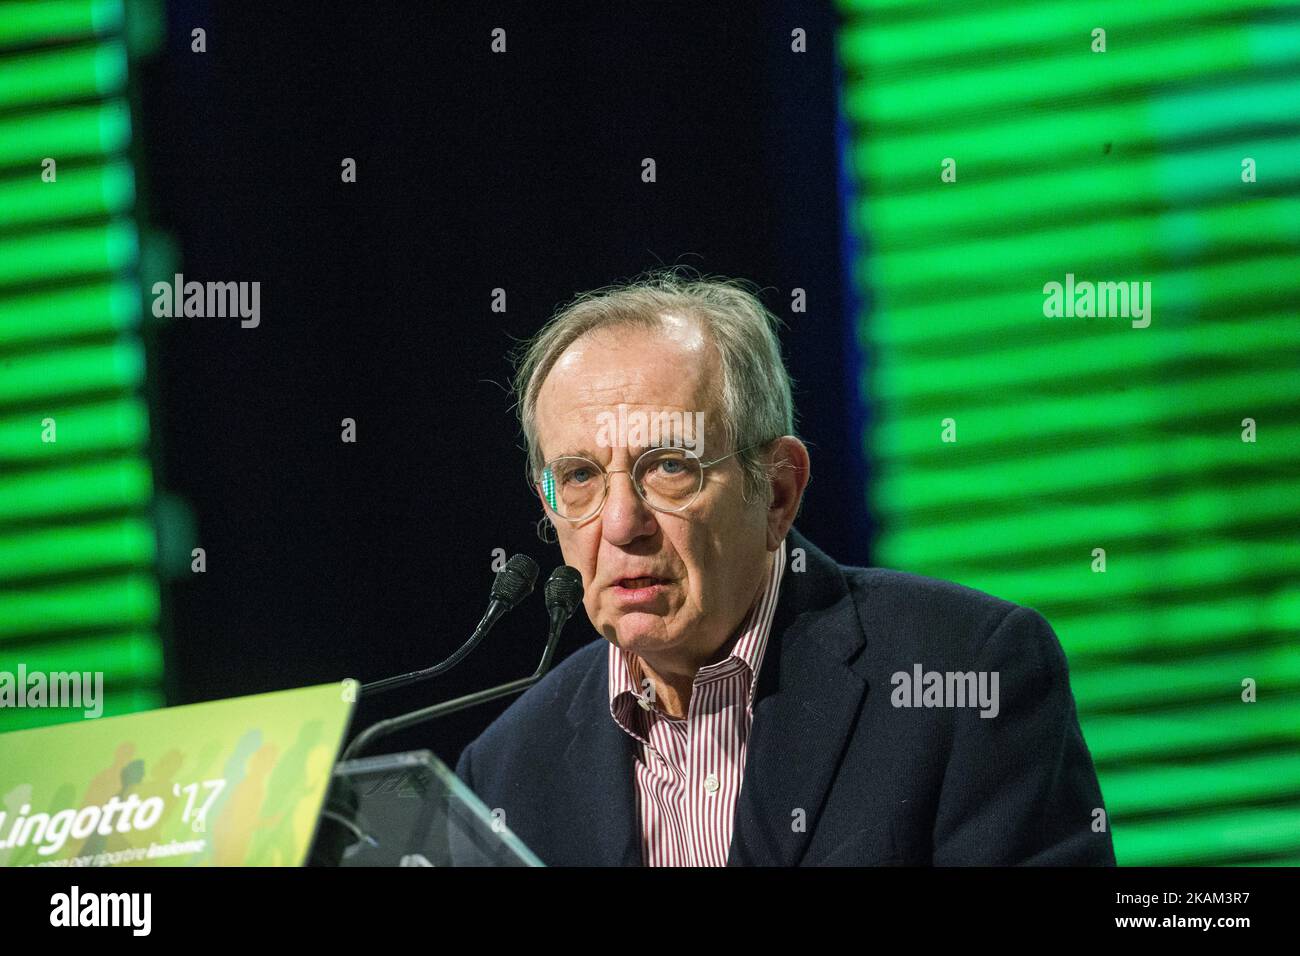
top-left (656, 458), bottom-right (685, 474)
top-left (567, 468), bottom-right (594, 484)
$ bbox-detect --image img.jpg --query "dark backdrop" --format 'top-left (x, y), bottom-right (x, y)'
top-left (137, 0), bottom-right (868, 761)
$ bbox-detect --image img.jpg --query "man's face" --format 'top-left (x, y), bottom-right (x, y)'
top-left (533, 316), bottom-right (772, 670)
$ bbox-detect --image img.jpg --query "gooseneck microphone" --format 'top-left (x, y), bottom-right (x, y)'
top-left (543, 565), bottom-right (585, 638)
top-left (309, 564), bottom-right (584, 864)
top-left (360, 553), bottom-right (540, 697)
top-left (339, 565), bottom-right (584, 761)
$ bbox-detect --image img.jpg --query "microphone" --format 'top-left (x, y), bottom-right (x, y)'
top-left (310, 565), bottom-right (584, 864)
top-left (338, 565), bottom-right (585, 762)
top-left (359, 553), bottom-right (539, 697)
top-left (544, 565), bottom-right (584, 639)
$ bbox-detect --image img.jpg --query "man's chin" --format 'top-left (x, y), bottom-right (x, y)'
top-left (607, 611), bottom-right (672, 653)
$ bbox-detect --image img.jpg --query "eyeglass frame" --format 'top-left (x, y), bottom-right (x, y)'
top-left (531, 439), bottom-right (779, 524)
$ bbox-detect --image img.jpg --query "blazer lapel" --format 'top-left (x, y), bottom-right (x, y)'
top-left (727, 528), bottom-right (869, 866)
top-left (562, 652), bottom-right (643, 866)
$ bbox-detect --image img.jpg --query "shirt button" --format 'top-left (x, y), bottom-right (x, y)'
top-left (704, 773), bottom-right (719, 794)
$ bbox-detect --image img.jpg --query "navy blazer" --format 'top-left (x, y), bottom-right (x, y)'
top-left (454, 528), bottom-right (1116, 866)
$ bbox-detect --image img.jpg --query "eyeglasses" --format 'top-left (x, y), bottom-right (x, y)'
top-left (535, 442), bottom-right (771, 522)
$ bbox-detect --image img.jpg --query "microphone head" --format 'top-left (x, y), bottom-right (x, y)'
top-left (491, 553), bottom-right (540, 609)
top-left (544, 565), bottom-right (585, 615)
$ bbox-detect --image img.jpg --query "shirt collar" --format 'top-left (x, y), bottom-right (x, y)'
top-left (608, 537), bottom-right (788, 734)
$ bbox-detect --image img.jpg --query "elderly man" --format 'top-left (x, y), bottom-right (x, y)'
top-left (455, 270), bottom-right (1114, 867)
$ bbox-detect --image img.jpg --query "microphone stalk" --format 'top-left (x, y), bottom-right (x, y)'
top-left (339, 566), bottom-right (583, 761)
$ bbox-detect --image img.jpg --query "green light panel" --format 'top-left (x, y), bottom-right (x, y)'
top-left (0, 0), bottom-right (163, 733)
top-left (837, 0), bottom-right (1300, 865)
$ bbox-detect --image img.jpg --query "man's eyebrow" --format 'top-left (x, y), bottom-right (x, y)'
top-left (601, 441), bottom-right (699, 463)
top-left (546, 435), bottom-right (696, 463)
top-left (547, 447), bottom-right (602, 462)
top-left (630, 439), bottom-right (687, 453)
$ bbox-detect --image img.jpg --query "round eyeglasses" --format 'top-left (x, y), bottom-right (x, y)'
top-left (535, 442), bottom-right (769, 522)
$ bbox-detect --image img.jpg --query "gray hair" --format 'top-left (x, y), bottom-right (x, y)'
top-left (511, 266), bottom-right (797, 503)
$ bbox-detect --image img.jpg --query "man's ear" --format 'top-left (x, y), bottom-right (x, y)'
top-left (764, 437), bottom-right (810, 550)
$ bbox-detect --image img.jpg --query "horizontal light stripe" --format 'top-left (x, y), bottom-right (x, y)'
top-left (0, 220), bottom-right (138, 288)
top-left (0, 42), bottom-right (127, 112)
top-left (870, 367), bottom-right (1296, 461)
top-left (0, 572), bottom-right (160, 641)
top-left (1101, 750), bottom-right (1300, 816)
top-left (873, 314), bottom-right (1300, 405)
top-left (1083, 698), bottom-right (1300, 763)
top-left (1052, 591), bottom-right (1300, 660)
top-left (898, 538), bottom-right (1300, 611)
top-left (842, 20), bottom-right (1300, 126)
top-left (868, 199), bottom-right (1300, 295)
top-left (0, 339), bottom-right (146, 409)
top-left (0, 397), bottom-right (150, 464)
top-left (1068, 646), bottom-right (1300, 713)
top-left (0, 457), bottom-right (153, 525)
top-left (0, 516), bottom-right (157, 583)
top-left (849, 77), bottom-right (1300, 190)
top-left (1114, 807), bottom-right (1300, 866)
top-left (0, 280), bottom-right (139, 349)
top-left (863, 256), bottom-right (1300, 350)
top-left (0, 0), bottom-right (121, 50)
top-left (884, 479), bottom-right (1300, 567)
top-left (0, 629), bottom-right (163, 683)
top-left (0, 160), bottom-right (135, 232)
top-left (839, 0), bottom-right (1295, 72)
top-left (0, 100), bottom-right (131, 169)
top-left (860, 136), bottom-right (1300, 244)
top-left (873, 425), bottom-right (1300, 519)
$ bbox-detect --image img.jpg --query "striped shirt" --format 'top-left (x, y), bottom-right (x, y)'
top-left (607, 537), bottom-right (787, 866)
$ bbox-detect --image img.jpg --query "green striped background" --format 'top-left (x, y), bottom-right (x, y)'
top-left (837, 0), bottom-right (1300, 865)
top-left (0, 0), bottom-right (164, 732)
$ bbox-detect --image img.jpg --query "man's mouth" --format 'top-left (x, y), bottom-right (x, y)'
top-left (616, 577), bottom-right (667, 589)
top-left (608, 572), bottom-right (674, 608)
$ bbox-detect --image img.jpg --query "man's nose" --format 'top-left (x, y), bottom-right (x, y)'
top-left (601, 469), bottom-right (657, 544)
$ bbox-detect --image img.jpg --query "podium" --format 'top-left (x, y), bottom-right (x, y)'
top-left (314, 750), bottom-right (544, 866)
